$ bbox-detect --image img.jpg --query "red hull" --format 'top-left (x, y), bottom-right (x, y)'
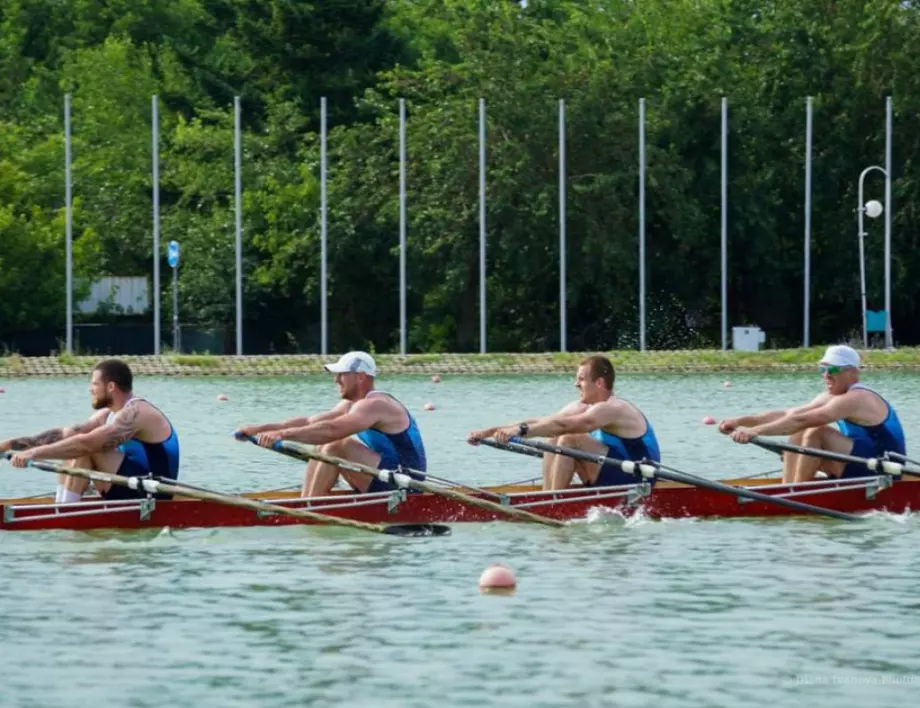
top-left (1, 475), bottom-right (915, 532)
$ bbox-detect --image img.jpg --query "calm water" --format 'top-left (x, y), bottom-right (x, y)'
top-left (2, 372), bottom-right (920, 707)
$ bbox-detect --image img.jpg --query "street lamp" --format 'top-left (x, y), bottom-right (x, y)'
top-left (857, 166), bottom-right (888, 348)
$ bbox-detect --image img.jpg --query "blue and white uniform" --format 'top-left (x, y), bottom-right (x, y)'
top-left (837, 384), bottom-right (906, 478)
top-left (356, 392), bottom-right (427, 493)
top-left (589, 406), bottom-right (661, 487)
top-left (103, 398), bottom-right (180, 500)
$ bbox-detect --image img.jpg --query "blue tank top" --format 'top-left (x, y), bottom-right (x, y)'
top-left (107, 398), bottom-right (181, 480)
top-left (589, 406), bottom-right (661, 463)
top-left (837, 384), bottom-right (906, 456)
top-left (356, 392), bottom-right (427, 479)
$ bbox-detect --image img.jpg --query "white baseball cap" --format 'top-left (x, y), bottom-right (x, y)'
top-left (323, 351), bottom-right (377, 377)
top-left (819, 345), bottom-right (861, 369)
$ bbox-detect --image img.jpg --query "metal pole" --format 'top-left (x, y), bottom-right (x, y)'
top-left (884, 96), bottom-right (893, 349)
top-left (857, 165), bottom-right (887, 349)
top-left (479, 98), bottom-right (486, 354)
top-left (234, 96), bottom-right (243, 355)
top-left (638, 98), bottom-right (646, 352)
top-left (857, 176), bottom-right (868, 349)
top-left (320, 96), bottom-right (328, 355)
top-left (559, 98), bottom-right (567, 353)
top-left (152, 95), bottom-right (160, 355)
top-left (173, 266), bottom-right (179, 352)
top-left (721, 97), bottom-right (728, 351)
top-left (399, 98), bottom-right (407, 355)
top-left (803, 96), bottom-right (813, 348)
top-left (65, 94), bottom-right (73, 355)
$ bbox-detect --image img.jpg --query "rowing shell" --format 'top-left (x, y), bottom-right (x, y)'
top-left (1, 473), bottom-right (915, 532)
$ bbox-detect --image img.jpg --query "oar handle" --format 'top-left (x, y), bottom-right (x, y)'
top-left (477, 438), bottom-right (544, 459)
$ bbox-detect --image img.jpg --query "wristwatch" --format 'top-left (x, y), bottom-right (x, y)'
top-left (518, 423), bottom-right (529, 437)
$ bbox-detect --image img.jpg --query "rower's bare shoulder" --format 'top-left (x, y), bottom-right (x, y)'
top-left (559, 400), bottom-right (589, 416)
top-left (125, 401), bottom-right (172, 435)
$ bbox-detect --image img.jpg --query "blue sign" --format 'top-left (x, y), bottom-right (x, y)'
top-left (167, 240), bottom-right (180, 268)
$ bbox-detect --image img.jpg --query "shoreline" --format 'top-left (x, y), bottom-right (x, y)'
top-left (3, 348), bottom-right (920, 377)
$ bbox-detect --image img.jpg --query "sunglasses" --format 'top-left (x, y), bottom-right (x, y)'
top-left (818, 364), bottom-right (849, 375)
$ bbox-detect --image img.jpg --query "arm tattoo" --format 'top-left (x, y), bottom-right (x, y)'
top-left (10, 428), bottom-right (65, 450)
top-left (10, 419), bottom-right (93, 451)
top-left (100, 407), bottom-right (140, 451)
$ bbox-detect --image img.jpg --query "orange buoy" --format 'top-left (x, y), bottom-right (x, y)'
top-left (431, 375), bottom-right (441, 383)
top-left (423, 402), bottom-right (436, 411)
top-left (478, 564), bottom-right (517, 593)
top-left (217, 393), bottom-right (229, 401)
top-left (702, 415), bottom-right (716, 425)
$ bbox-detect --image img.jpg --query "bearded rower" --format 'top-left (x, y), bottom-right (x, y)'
top-left (235, 351), bottom-right (427, 496)
top-left (720, 344), bottom-right (906, 482)
top-left (1, 359), bottom-right (180, 501)
top-left (467, 354), bottom-right (660, 490)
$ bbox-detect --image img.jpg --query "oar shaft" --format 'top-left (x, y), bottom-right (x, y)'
top-left (23, 459), bottom-right (389, 534)
top-left (654, 463), bottom-right (861, 521)
top-left (751, 437), bottom-right (918, 477)
top-left (276, 440), bottom-right (566, 528)
top-left (507, 437), bottom-right (658, 478)
top-left (507, 438), bottom-right (861, 522)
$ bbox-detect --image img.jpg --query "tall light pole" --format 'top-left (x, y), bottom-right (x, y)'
top-left (857, 165), bottom-right (887, 348)
top-left (638, 98), bottom-right (646, 351)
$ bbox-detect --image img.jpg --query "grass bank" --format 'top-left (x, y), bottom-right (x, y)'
top-left (2, 347), bottom-right (920, 377)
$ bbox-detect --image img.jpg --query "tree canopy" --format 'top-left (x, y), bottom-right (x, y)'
top-left (2, 0), bottom-right (918, 353)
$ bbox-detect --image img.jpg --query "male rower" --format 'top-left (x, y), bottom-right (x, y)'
top-left (235, 351), bottom-right (427, 496)
top-left (467, 355), bottom-right (661, 490)
top-left (0, 359), bottom-right (180, 501)
top-left (719, 344), bottom-right (906, 483)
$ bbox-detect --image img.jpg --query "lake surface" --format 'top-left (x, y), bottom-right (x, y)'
top-left (2, 371), bottom-right (920, 707)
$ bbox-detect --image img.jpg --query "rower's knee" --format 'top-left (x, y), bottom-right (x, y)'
top-left (321, 440), bottom-right (346, 455)
top-left (557, 433), bottom-right (584, 448)
top-left (801, 427), bottom-right (824, 446)
top-left (787, 430), bottom-right (805, 445)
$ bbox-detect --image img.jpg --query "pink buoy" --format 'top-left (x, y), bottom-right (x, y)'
top-left (478, 563), bottom-right (517, 593)
top-left (423, 402), bottom-right (436, 411)
top-left (431, 375), bottom-right (441, 383)
top-left (0, 387), bottom-right (5, 394)
top-left (702, 415), bottom-right (716, 426)
top-left (217, 393), bottom-right (229, 401)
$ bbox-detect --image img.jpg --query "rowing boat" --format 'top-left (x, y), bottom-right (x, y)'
top-left (1, 473), bottom-right (915, 532)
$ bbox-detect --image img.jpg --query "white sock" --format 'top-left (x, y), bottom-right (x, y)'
top-left (55, 485), bottom-right (65, 503)
top-left (61, 490), bottom-right (83, 504)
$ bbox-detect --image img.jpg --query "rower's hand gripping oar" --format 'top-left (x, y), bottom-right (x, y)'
top-left (496, 437), bottom-right (863, 522)
top-left (749, 437), bottom-right (920, 479)
top-left (240, 434), bottom-right (565, 528)
top-left (3, 454), bottom-right (449, 537)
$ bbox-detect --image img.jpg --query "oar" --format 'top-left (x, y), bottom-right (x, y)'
top-left (237, 432), bottom-right (511, 502)
top-left (2, 455), bottom-right (449, 537)
top-left (503, 437), bottom-right (862, 522)
top-left (749, 438), bottom-right (920, 478)
top-left (251, 437), bottom-right (565, 528)
top-left (885, 452), bottom-right (920, 471)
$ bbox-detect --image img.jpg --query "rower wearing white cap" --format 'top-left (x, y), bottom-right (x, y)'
top-left (719, 345), bottom-right (906, 483)
top-left (235, 351), bottom-right (427, 496)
